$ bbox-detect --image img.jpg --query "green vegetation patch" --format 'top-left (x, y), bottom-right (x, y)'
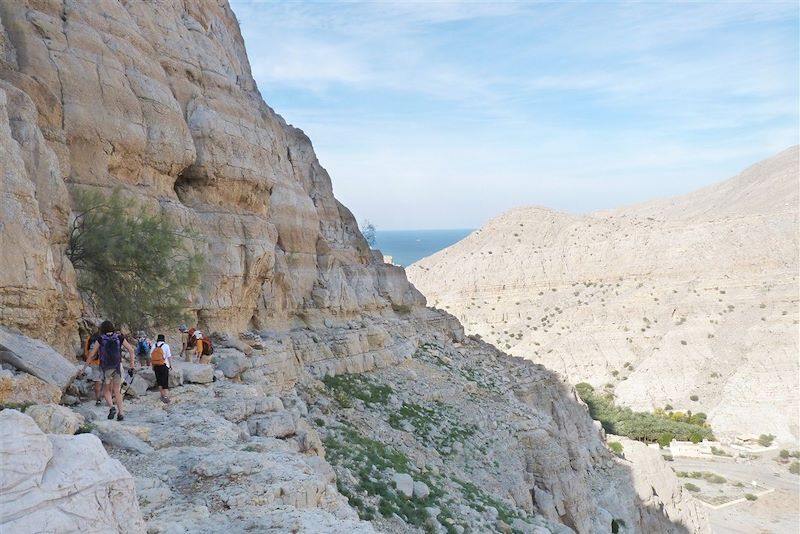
top-left (323, 423), bottom-right (460, 532)
top-left (388, 400), bottom-right (477, 454)
top-left (575, 383), bottom-right (714, 443)
top-left (322, 373), bottom-right (393, 408)
top-left (454, 478), bottom-right (526, 528)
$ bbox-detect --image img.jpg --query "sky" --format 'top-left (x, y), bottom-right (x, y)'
top-left (229, 1), bottom-right (799, 230)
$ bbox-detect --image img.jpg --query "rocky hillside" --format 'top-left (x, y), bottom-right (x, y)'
top-left (408, 147), bottom-right (799, 444)
top-left (0, 1), bottom-right (708, 533)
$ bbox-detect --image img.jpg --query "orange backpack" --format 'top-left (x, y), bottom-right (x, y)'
top-left (85, 336), bottom-right (100, 365)
top-left (151, 344), bottom-right (166, 366)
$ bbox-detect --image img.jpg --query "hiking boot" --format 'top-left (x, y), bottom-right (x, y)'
top-left (116, 413), bottom-right (124, 421)
top-left (107, 407), bottom-right (116, 420)
top-left (95, 400), bottom-right (102, 406)
top-left (160, 396), bottom-right (170, 404)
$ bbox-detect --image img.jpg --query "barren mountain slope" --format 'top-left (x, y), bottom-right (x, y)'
top-left (408, 147), bottom-right (799, 443)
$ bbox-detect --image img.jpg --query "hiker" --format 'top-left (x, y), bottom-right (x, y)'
top-left (135, 332), bottom-right (152, 367)
top-left (86, 320), bottom-right (137, 421)
top-left (150, 334), bottom-right (172, 404)
top-left (192, 330), bottom-right (214, 363)
top-left (78, 329), bottom-right (103, 406)
top-left (193, 330), bottom-right (205, 362)
top-left (179, 324), bottom-right (190, 361)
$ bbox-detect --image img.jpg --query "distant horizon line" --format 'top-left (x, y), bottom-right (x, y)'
top-left (374, 227), bottom-right (476, 233)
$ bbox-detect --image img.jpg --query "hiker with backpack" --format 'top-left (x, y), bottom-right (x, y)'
top-left (135, 332), bottom-right (152, 367)
top-left (150, 334), bottom-right (172, 404)
top-left (86, 320), bottom-right (137, 421)
top-left (78, 329), bottom-right (103, 406)
top-left (192, 330), bottom-right (213, 363)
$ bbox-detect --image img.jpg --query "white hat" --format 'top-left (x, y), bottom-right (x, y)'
top-left (195, 331), bottom-right (203, 338)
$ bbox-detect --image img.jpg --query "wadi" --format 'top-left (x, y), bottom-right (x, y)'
top-left (407, 147), bottom-right (799, 445)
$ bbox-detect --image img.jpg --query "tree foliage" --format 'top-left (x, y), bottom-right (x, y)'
top-left (67, 189), bottom-right (202, 330)
top-left (575, 383), bottom-right (714, 444)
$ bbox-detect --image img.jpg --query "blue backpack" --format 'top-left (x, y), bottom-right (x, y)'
top-left (136, 339), bottom-right (151, 357)
top-left (99, 333), bottom-right (122, 370)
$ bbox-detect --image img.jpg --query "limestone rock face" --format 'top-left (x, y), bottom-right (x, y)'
top-left (0, 409), bottom-right (145, 534)
top-left (0, 326), bottom-right (77, 391)
top-left (0, 369), bottom-right (61, 405)
top-left (408, 147), bottom-right (799, 443)
top-left (0, 0), bottom-right (424, 356)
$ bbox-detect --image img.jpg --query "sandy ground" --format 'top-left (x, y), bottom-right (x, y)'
top-left (671, 455), bottom-right (800, 534)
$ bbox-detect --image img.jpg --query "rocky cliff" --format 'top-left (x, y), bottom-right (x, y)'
top-left (408, 147), bottom-right (799, 444)
top-left (0, 0), bottom-right (421, 355)
top-left (0, 1), bottom-right (708, 533)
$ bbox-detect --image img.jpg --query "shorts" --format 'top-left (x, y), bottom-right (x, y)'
top-left (153, 364), bottom-right (169, 389)
top-left (101, 366), bottom-right (123, 385)
top-left (85, 365), bottom-right (102, 382)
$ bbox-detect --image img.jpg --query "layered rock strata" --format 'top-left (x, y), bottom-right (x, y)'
top-left (408, 148), bottom-right (799, 443)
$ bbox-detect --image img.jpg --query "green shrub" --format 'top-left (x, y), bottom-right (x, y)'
top-left (690, 433), bottom-right (703, 444)
top-left (744, 493), bottom-right (757, 501)
top-left (608, 441), bottom-right (624, 454)
top-left (67, 189), bottom-right (202, 329)
top-left (789, 462), bottom-right (800, 475)
top-left (690, 395), bottom-right (699, 401)
top-left (758, 434), bottom-right (775, 447)
top-left (657, 433), bottom-right (674, 449)
top-left (684, 483), bottom-right (700, 492)
top-left (779, 449), bottom-right (790, 459)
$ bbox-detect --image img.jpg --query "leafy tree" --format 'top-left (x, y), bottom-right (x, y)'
top-left (67, 189), bottom-right (202, 330)
top-left (657, 433), bottom-right (674, 449)
top-left (690, 432), bottom-right (703, 444)
top-left (361, 219), bottom-right (377, 247)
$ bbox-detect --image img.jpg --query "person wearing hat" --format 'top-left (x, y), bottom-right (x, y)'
top-left (150, 334), bottom-right (172, 403)
top-left (179, 324), bottom-right (190, 361)
top-left (193, 330), bottom-right (204, 363)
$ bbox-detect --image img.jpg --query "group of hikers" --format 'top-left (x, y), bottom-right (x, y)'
top-left (78, 322), bottom-right (213, 421)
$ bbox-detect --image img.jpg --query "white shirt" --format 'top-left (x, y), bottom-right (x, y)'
top-left (151, 342), bottom-right (172, 367)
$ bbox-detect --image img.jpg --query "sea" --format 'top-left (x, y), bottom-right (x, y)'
top-left (374, 229), bottom-right (474, 267)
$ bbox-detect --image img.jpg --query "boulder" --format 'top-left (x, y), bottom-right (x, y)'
top-left (392, 473), bottom-right (414, 498)
top-left (0, 410), bottom-right (145, 533)
top-left (0, 369), bottom-right (61, 405)
top-left (25, 404), bottom-right (84, 434)
top-left (214, 349), bottom-right (252, 378)
top-left (413, 480), bottom-right (430, 500)
top-left (173, 361), bottom-right (214, 384)
top-left (217, 334), bottom-right (253, 356)
top-left (0, 327), bottom-right (77, 391)
top-left (247, 412), bottom-right (296, 438)
top-left (91, 420), bottom-right (154, 455)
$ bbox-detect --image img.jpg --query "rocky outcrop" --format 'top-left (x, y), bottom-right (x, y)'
top-left (0, 326), bottom-right (77, 392)
top-left (0, 409), bottom-right (145, 534)
top-left (408, 147), bottom-right (799, 443)
top-left (0, 0), bottom-right (423, 355)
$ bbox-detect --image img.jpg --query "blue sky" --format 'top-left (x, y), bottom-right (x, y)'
top-left (229, 1), bottom-right (799, 230)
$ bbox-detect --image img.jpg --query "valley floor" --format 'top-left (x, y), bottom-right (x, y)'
top-left (670, 456), bottom-right (799, 534)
